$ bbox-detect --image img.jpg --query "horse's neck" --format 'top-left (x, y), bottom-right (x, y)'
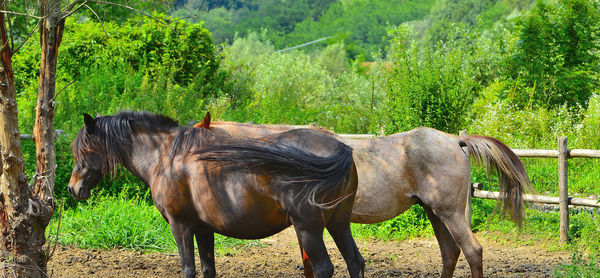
top-left (122, 132), bottom-right (169, 186)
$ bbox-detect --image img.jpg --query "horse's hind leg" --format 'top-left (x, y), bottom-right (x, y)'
top-left (325, 222), bottom-right (365, 278)
top-left (325, 202), bottom-right (365, 278)
top-left (435, 210), bottom-right (483, 278)
top-left (298, 242), bottom-right (315, 278)
top-left (291, 220), bottom-right (334, 278)
top-left (170, 221), bottom-right (197, 278)
top-left (423, 205), bottom-right (460, 278)
top-left (195, 228), bottom-right (216, 278)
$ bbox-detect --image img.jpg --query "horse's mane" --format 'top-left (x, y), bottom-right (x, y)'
top-left (73, 111), bottom-right (214, 172)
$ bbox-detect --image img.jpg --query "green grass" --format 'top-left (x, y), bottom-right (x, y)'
top-left (47, 194), bottom-right (253, 254)
top-left (351, 206), bottom-right (434, 241)
top-left (555, 252), bottom-right (600, 278)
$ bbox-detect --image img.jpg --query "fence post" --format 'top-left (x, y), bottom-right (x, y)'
top-left (460, 130), bottom-right (471, 227)
top-left (558, 136), bottom-right (569, 244)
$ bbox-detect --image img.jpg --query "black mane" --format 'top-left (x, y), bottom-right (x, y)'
top-left (72, 111), bottom-right (189, 172)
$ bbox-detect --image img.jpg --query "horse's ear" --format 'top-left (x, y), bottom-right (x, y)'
top-left (198, 111), bottom-right (211, 129)
top-left (83, 113), bottom-right (95, 132)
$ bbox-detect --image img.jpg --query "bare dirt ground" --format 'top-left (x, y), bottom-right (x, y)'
top-left (48, 228), bottom-right (570, 277)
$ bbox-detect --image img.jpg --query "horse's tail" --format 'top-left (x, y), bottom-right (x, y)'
top-left (459, 135), bottom-right (533, 226)
top-left (195, 139), bottom-right (354, 209)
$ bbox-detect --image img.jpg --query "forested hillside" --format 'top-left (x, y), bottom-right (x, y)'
top-left (173, 0), bottom-right (537, 58)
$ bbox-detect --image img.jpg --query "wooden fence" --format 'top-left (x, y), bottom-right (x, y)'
top-left (465, 135), bottom-right (600, 244)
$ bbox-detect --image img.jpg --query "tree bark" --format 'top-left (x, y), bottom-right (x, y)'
top-left (0, 6), bottom-right (46, 277)
top-left (33, 1), bottom-right (63, 201)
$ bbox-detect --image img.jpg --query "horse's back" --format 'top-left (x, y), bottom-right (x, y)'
top-left (265, 128), bottom-right (345, 157)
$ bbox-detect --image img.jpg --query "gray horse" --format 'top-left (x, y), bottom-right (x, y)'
top-left (195, 112), bottom-right (532, 278)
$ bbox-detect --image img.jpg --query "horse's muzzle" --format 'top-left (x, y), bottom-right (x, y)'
top-left (67, 184), bottom-right (90, 200)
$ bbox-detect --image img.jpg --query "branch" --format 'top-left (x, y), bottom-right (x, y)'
top-left (13, 21), bottom-right (39, 55)
top-left (60, 0), bottom-right (89, 21)
top-left (87, 0), bottom-right (177, 35)
top-left (83, 4), bottom-right (108, 38)
top-left (51, 80), bottom-right (75, 102)
top-left (171, 0), bottom-right (206, 24)
top-left (47, 198), bottom-right (64, 262)
top-left (65, 0), bottom-right (87, 12)
top-left (0, 10), bottom-right (44, 19)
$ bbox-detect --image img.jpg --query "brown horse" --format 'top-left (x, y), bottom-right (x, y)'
top-left (67, 111), bottom-right (365, 278)
top-left (195, 112), bottom-right (532, 278)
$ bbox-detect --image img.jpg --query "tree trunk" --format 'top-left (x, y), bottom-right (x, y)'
top-left (0, 7), bottom-right (48, 278)
top-left (33, 1), bottom-right (63, 201)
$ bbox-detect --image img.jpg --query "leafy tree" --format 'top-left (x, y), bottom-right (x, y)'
top-left (385, 24), bottom-right (480, 133)
top-left (422, 0), bottom-right (537, 44)
top-left (506, 0), bottom-right (600, 108)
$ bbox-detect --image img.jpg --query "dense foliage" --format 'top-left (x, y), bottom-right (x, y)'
top-left (15, 14), bottom-right (224, 135)
top-left (505, 0), bottom-right (600, 108)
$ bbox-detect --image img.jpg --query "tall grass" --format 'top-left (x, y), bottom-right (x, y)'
top-left (47, 194), bottom-right (251, 253)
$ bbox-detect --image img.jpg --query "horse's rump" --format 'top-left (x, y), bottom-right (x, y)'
top-left (195, 129), bottom-right (355, 209)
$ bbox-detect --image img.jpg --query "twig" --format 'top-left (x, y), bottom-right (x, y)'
top-left (83, 3), bottom-right (108, 37)
top-left (60, 0), bottom-right (89, 21)
top-left (171, 0), bottom-right (206, 23)
top-left (51, 80), bottom-right (75, 102)
top-left (87, 0), bottom-right (178, 35)
top-left (13, 21), bottom-right (39, 55)
top-left (0, 10), bottom-right (44, 19)
top-left (0, 262), bottom-right (48, 277)
top-left (47, 198), bottom-right (64, 261)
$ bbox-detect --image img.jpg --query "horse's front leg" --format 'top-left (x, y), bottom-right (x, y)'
top-left (195, 228), bottom-right (216, 278)
top-left (170, 221), bottom-right (197, 278)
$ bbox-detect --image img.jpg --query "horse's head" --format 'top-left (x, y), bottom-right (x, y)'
top-left (68, 113), bottom-right (106, 200)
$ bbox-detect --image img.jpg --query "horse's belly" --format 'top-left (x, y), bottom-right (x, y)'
top-left (350, 170), bottom-right (416, 224)
top-left (209, 210), bottom-right (290, 239)
top-left (351, 193), bottom-right (414, 224)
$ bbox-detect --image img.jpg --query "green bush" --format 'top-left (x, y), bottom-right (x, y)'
top-left (217, 32), bottom-right (386, 134)
top-left (385, 24), bottom-right (479, 134)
